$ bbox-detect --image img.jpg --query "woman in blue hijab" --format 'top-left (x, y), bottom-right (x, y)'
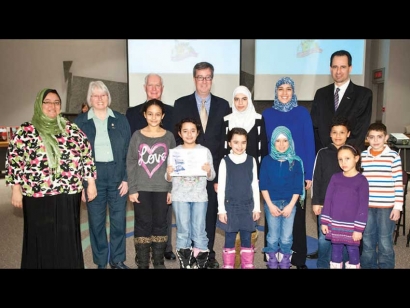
top-left (262, 77), bottom-right (315, 269)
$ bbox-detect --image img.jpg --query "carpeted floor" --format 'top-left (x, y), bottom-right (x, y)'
top-left (0, 178), bottom-right (409, 269)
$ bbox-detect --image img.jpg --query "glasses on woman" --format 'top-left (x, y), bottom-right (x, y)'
top-left (42, 101), bottom-right (61, 106)
top-left (91, 94), bottom-right (108, 100)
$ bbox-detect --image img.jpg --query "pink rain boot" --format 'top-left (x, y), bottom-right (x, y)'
top-left (222, 248), bottom-right (236, 269)
top-left (240, 247), bottom-right (255, 269)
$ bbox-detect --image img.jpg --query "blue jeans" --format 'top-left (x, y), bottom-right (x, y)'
top-left (317, 214), bottom-right (332, 268)
top-left (262, 199), bottom-right (296, 255)
top-left (361, 207), bottom-right (396, 269)
top-left (173, 201), bottom-right (208, 251)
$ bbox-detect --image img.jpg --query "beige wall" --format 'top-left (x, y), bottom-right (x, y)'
top-left (0, 39), bottom-right (127, 126)
top-left (0, 39), bottom-right (409, 134)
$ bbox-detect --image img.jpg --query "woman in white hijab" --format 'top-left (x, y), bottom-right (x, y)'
top-left (217, 85), bottom-right (268, 268)
top-left (219, 85), bottom-right (268, 175)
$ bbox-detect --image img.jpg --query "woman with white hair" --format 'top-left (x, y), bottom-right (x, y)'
top-left (75, 81), bottom-right (131, 269)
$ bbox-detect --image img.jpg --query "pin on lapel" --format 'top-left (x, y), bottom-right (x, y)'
top-left (111, 123), bottom-right (115, 129)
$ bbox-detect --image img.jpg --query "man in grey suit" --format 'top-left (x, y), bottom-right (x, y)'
top-left (309, 50), bottom-right (372, 261)
top-left (125, 73), bottom-right (176, 261)
top-left (172, 62), bottom-right (231, 268)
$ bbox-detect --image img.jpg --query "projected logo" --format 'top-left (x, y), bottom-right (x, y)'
top-left (296, 40), bottom-right (322, 58)
top-left (171, 40), bottom-right (198, 62)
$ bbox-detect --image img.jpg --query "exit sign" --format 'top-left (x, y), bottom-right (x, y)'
top-left (372, 68), bottom-right (385, 83)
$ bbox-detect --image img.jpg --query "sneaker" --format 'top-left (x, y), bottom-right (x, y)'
top-left (195, 250), bottom-right (210, 269)
top-left (176, 248), bottom-right (194, 269)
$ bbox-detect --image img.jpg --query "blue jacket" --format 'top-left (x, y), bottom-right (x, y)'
top-left (74, 110), bottom-right (131, 183)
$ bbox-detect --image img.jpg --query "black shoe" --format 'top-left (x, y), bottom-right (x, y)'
top-left (195, 251), bottom-right (210, 269)
top-left (206, 258), bottom-right (219, 269)
top-left (97, 264), bottom-right (107, 269)
top-left (306, 251), bottom-right (319, 259)
top-left (296, 264), bottom-right (308, 269)
top-left (164, 251), bottom-right (176, 260)
top-left (109, 261), bottom-right (130, 269)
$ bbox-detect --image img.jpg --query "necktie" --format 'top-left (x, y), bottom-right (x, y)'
top-left (334, 87), bottom-right (340, 111)
top-left (200, 100), bottom-right (208, 132)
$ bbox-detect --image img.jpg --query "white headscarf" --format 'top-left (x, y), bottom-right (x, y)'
top-left (225, 85), bottom-right (261, 132)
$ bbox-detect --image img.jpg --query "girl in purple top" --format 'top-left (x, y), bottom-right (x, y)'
top-left (320, 145), bottom-right (369, 269)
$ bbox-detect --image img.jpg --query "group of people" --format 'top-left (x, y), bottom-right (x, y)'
top-left (5, 50), bottom-right (404, 270)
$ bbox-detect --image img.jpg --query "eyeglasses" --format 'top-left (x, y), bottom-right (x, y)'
top-left (195, 76), bottom-right (213, 81)
top-left (42, 101), bottom-right (61, 106)
top-left (91, 94), bottom-right (108, 100)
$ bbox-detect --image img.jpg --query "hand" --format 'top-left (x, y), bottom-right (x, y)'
top-left (86, 181), bottom-right (97, 202)
top-left (11, 185), bottom-right (23, 208)
top-left (390, 209), bottom-right (401, 221)
top-left (352, 231), bottom-right (362, 242)
top-left (269, 205), bottom-right (282, 217)
top-left (166, 192), bottom-right (172, 204)
top-left (129, 193), bottom-right (140, 203)
top-left (312, 205), bottom-right (322, 215)
top-left (202, 162), bottom-right (210, 174)
top-left (218, 213), bottom-right (227, 224)
top-left (253, 211), bottom-right (261, 221)
top-left (305, 180), bottom-right (312, 190)
top-left (167, 165), bottom-right (174, 178)
top-left (281, 204), bottom-right (294, 218)
top-left (118, 181), bottom-right (128, 197)
top-left (321, 225), bottom-right (328, 235)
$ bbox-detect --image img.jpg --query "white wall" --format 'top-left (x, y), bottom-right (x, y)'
top-left (383, 39), bottom-right (410, 133)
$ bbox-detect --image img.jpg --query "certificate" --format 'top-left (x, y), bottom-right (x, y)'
top-left (169, 148), bottom-right (207, 176)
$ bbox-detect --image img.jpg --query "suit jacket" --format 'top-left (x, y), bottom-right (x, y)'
top-left (173, 92), bottom-right (231, 179)
top-left (125, 102), bottom-right (174, 135)
top-left (310, 81), bottom-right (372, 152)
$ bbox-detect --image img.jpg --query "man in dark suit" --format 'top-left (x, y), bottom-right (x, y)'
top-left (125, 73), bottom-right (176, 261)
top-left (309, 50), bottom-right (372, 260)
top-left (311, 50), bottom-right (372, 153)
top-left (173, 62), bottom-right (231, 269)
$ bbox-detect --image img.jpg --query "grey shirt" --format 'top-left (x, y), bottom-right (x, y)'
top-left (127, 130), bottom-right (176, 194)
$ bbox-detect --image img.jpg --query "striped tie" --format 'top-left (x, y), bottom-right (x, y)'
top-left (334, 88), bottom-right (340, 111)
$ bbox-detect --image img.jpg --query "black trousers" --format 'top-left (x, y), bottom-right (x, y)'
top-left (290, 196), bottom-right (307, 266)
top-left (134, 191), bottom-right (168, 238)
top-left (165, 204), bottom-right (173, 252)
top-left (205, 181), bottom-right (218, 260)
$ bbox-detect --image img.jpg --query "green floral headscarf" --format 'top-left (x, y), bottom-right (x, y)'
top-left (31, 88), bottom-right (67, 169)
